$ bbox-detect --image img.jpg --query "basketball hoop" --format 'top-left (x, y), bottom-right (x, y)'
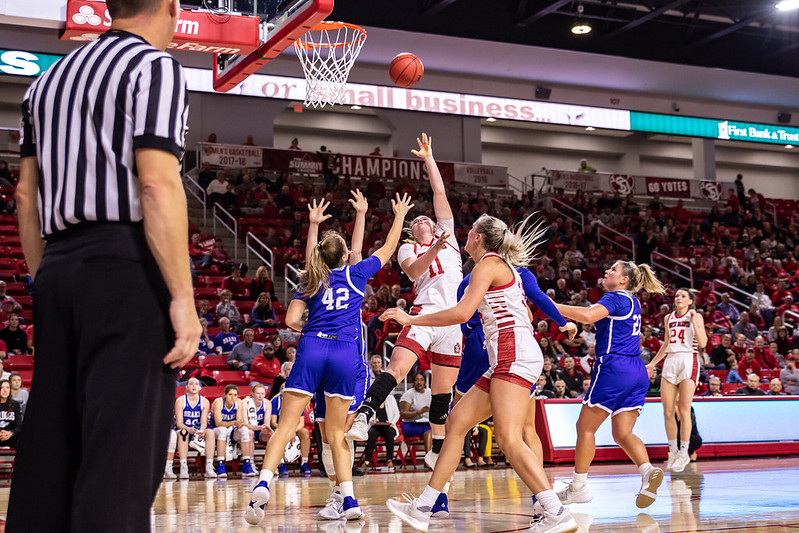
top-left (293, 21), bottom-right (367, 108)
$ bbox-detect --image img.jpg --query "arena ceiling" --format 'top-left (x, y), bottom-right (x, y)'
top-left (329, 0), bottom-right (799, 79)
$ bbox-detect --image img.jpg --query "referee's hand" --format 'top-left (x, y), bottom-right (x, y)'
top-left (164, 298), bottom-right (202, 369)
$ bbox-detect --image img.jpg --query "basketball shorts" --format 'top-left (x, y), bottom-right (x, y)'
top-left (286, 335), bottom-right (361, 406)
top-left (661, 352), bottom-right (700, 386)
top-left (402, 421), bottom-right (431, 440)
top-left (315, 358), bottom-right (370, 420)
top-left (583, 354), bottom-right (649, 416)
top-left (475, 327), bottom-right (543, 393)
top-left (395, 306), bottom-right (463, 367)
top-left (454, 331), bottom-right (490, 396)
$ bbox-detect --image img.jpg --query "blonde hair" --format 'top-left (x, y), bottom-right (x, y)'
top-left (403, 216), bottom-right (436, 244)
top-left (255, 265), bottom-right (269, 280)
top-left (615, 261), bottom-right (666, 294)
top-left (473, 213), bottom-right (547, 267)
top-left (299, 230), bottom-right (347, 298)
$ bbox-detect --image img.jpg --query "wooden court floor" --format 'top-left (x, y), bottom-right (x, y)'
top-left (0, 456), bottom-right (797, 532)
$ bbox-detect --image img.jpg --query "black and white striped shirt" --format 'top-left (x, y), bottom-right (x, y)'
top-left (19, 30), bottom-right (189, 237)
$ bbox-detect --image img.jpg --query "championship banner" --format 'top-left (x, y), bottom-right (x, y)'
top-left (549, 171), bottom-right (602, 192)
top-left (61, 0), bottom-right (260, 55)
top-left (201, 143), bottom-right (263, 168)
top-left (644, 176), bottom-right (692, 198)
top-left (453, 163), bottom-right (508, 187)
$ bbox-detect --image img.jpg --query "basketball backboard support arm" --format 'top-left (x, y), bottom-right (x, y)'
top-left (212, 0), bottom-right (334, 93)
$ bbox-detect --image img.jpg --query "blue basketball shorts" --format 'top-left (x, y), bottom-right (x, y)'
top-left (583, 354), bottom-right (649, 416)
top-left (454, 332), bottom-right (490, 396)
top-left (315, 358), bottom-right (370, 420)
top-left (285, 335), bottom-right (361, 404)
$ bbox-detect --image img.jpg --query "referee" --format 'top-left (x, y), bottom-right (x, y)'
top-left (7, 0), bottom-right (200, 531)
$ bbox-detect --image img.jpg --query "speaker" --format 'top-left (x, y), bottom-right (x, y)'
top-left (535, 87), bottom-right (551, 100)
top-left (778, 112), bottom-right (791, 124)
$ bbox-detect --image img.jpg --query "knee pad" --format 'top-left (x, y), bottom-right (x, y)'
top-left (237, 428), bottom-right (251, 443)
top-left (178, 429), bottom-right (190, 442)
top-left (168, 430), bottom-right (177, 452)
top-left (214, 427), bottom-right (231, 441)
top-left (430, 393), bottom-right (452, 426)
top-left (322, 443), bottom-right (335, 477)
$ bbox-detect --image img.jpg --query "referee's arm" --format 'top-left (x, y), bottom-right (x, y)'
top-left (16, 157), bottom-right (44, 278)
top-left (137, 147), bottom-right (201, 369)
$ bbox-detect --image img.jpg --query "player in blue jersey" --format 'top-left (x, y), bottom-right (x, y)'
top-left (246, 193), bottom-right (414, 525)
top-left (554, 260), bottom-right (667, 509)
top-left (173, 377), bottom-right (215, 479)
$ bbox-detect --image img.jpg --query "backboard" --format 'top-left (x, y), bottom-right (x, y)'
top-left (212, 0), bottom-right (334, 93)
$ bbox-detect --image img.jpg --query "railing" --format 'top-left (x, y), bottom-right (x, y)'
top-left (508, 173), bottom-right (526, 198)
top-left (763, 201), bottom-right (778, 225)
top-left (183, 172), bottom-right (207, 227)
top-left (784, 310), bottom-right (799, 329)
top-left (527, 171), bottom-right (549, 197)
top-left (711, 279), bottom-right (753, 312)
top-left (361, 322), bottom-right (369, 363)
top-left (651, 252), bottom-right (693, 288)
top-left (792, 213), bottom-right (799, 228)
top-left (212, 203), bottom-right (239, 261)
top-left (596, 222), bottom-right (635, 262)
top-left (284, 263), bottom-right (301, 305)
top-left (550, 198), bottom-right (585, 234)
top-left (245, 232), bottom-right (274, 281)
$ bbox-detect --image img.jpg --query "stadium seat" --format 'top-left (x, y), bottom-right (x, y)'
top-left (16, 370), bottom-right (33, 387)
top-left (211, 370), bottom-right (247, 386)
top-left (5, 355), bottom-right (33, 371)
top-left (198, 355), bottom-right (229, 370)
top-left (721, 383), bottom-right (739, 395)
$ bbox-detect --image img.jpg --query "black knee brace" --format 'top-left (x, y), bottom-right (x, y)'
top-left (429, 392), bottom-right (452, 426)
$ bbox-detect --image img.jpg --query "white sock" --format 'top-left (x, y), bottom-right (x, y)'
top-left (679, 441), bottom-right (690, 455)
top-left (535, 489), bottom-right (562, 515)
top-left (301, 455), bottom-right (308, 465)
top-left (259, 469), bottom-right (274, 485)
top-left (416, 485), bottom-right (440, 510)
top-left (165, 460), bottom-right (173, 469)
top-left (442, 481), bottom-right (451, 495)
top-left (572, 471), bottom-right (588, 489)
top-left (639, 462), bottom-right (654, 478)
top-left (339, 480), bottom-right (354, 499)
top-left (180, 459), bottom-right (188, 468)
top-left (668, 439), bottom-right (678, 454)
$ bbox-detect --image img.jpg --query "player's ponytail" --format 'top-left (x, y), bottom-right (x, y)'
top-left (300, 230), bottom-right (347, 298)
top-left (618, 261), bottom-right (666, 294)
top-left (474, 213), bottom-right (547, 267)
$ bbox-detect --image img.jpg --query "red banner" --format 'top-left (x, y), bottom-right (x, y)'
top-left (61, 0), bottom-right (260, 55)
top-left (644, 176), bottom-right (691, 198)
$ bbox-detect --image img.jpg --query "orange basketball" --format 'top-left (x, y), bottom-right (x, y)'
top-left (389, 53), bottom-right (424, 89)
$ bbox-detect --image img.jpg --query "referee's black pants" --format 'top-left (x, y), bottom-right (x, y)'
top-left (6, 223), bottom-right (177, 533)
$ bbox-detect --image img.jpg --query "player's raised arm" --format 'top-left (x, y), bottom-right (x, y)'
top-left (411, 133), bottom-right (453, 221)
top-left (371, 194), bottom-right (414, 266)
top-left (305, 198), bottom-right (332, 264)
top-left (347, 189), bottom-right (367, 265)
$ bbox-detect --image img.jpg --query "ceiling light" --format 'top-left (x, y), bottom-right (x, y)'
top-left (571, 4), bottom-right (592, 34)
top-left (486, 117), bottom-right (497, 122)
top-left (585, 126), bottom-right (596, 131)
top-left (350, 105), bottom-right (362, 110)
top-left (786, 144), bottom-right (794, 149)
top-left (776, 0), bottom-right (799, 11)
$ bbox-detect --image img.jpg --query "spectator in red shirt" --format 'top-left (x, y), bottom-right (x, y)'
top-left (641, 325), bottom-right (661, 361)
top-left (534, 320), bottom-right (551, 342)
top-left (731, 333), bottom-right (748, 359)
top-left (695, 282), bottom-right (715, 310)
top-left (372, 259), bottom-right (400, 288)
top-left (738, 348), bottom-right (761, 376)
top-left (753, 335), bottom-right (780, 370)
top-left (222, 267), bottom-right (248, 298)
top-left (772, 281), bottom-right (790, 308)
top-left (704, 301), bottom-right (732, 334)
top-left (250, 343), bottom-right (282, 389)
top-left (668, 199), bottom-right (690, 224)
top-left (776, 295), bottom-right (799, 321)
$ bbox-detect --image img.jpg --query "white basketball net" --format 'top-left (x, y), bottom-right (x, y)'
top-left (294, 22), bottom-right (367, 108)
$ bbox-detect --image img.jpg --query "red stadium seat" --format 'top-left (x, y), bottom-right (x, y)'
top-left (16, 370), bottom-right (33, 387)
top-left (5, 355), bottom-right (33, 371)
top-left (198, 355), bottom-right (229, 370)
top-left (721, 383), bottom-right (740, 395)
top-left (211, 370), bottom-right (247, 386)
top-left (199, 386), bottom-right (225, 399)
